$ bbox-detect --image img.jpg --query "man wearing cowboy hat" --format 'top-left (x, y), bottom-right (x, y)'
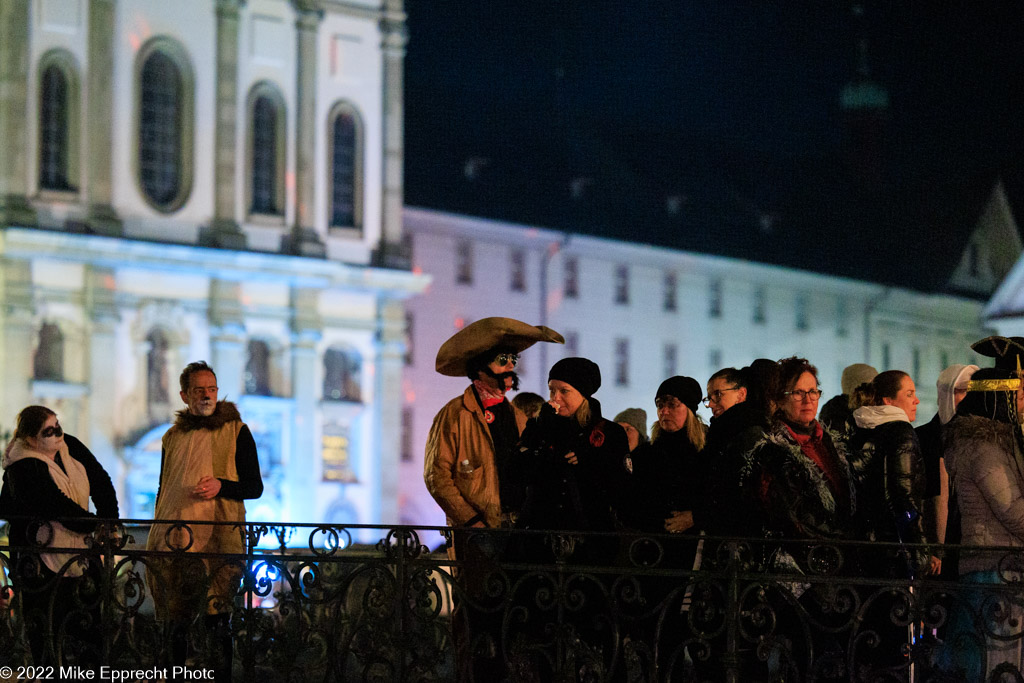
top-left (424, 317), bottom-right (563, 533)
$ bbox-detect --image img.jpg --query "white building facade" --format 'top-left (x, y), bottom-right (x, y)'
top-left (401, 207), bottom-right (990, 527)
top-left (0, 0), bottom-right (425, 533)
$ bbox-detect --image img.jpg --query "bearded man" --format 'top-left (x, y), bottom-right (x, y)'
top-left (146, 361), bottom-right (263, 681)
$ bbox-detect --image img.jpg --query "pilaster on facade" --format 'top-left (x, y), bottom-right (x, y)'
top-left (0, 0), bottom-right (37, 229)
top-left (373, 297), bottom-right (406, 524)
top-left (84, 0), bottom-right (121, 236)
top-left (376, 0), bottom-right (408, 269)
top-left (203, 0), bottom-right (248, 250)
top-left (85, 265), bottom-right (119, 325)
top-left (0, 258), bottom-right (35, 426)
top-left (209, 279), bottom-right (247, 398)
top-left (284, 5), bottom-right (327, 258)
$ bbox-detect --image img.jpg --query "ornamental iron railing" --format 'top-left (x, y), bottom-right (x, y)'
top-left (0, 520), bottom-right (1022, 682)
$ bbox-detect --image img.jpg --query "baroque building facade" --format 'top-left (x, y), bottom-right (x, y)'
top-left (400, 206), bottom-right (995, 528)
top-left (0, 0), bottom-right (425, 533)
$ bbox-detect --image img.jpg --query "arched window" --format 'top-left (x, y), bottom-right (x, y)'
top-left (247, 83), bottom-right (286, 216)
top-left (39, 65), bottom-right (72, 190)
top-left (323, 347), bottom-right (362, 402)
top-left (328, 103), bottom-right (363, 230)
top-left (137, 40), bottom-right (193, 212)
top-left (146, 329), bottom-right (170, 407)
top-left (33, 322), bottom-right (64, 381)
top-left (245, 339), bottom-right (272, 396)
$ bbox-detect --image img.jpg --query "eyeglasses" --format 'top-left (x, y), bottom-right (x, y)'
top-left (493, 353), bottom-right (518, 367)
top-left (702, 387), bottom-right (740, 407)
top-left (39, 423), bottom-right (63, 438)
top-left (783, 388), bottom-right (822, 402)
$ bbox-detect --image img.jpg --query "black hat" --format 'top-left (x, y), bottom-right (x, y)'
top-left (971, 336), bottom-right (1024, 373)
top-left (656, 376), bottom-right (702, 414)
top-left (548, 357), bottom-right (601, 398)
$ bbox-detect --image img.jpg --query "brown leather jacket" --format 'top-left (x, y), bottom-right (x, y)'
top-left (423, 386), bottom-right (526, 528)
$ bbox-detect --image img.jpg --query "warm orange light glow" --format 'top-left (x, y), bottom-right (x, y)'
top-left (103, 275), bottom-right (116, 289)
top-left (547, 289), bottom-right (563, 313)
top-left (412, 266), bottom-right (422, 275)
top-left (454, 317), bottom-right (465, 329)
top-left (405, 390), bottom-right (416, 403)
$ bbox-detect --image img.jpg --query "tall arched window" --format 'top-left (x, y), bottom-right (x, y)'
top-left (245, 339), bottom-right (272, 396)
top-left (137, 39), bottom-right (194, 212)
top-left (33, 322), bottom-right (64, 381)
top-left (328, 103), bottom-right (363, 230)
top-left (39, 66), bottom-right (72, 190)
top-left (146, 329), bottom-right (170, 407)
top-left (247, 83), bottom-right (286, 216)
top-left (323, 347), bottom-right (362, 402)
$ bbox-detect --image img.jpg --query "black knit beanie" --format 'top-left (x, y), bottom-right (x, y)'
top-left (548, 357), bottom-right (601, 398)
top-left (656, 376), bottom-right (702, 414)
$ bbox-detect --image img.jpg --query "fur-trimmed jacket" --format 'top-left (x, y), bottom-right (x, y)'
top-left (753, 420), bottom-right (856, 542)
top-left (944, 414), bottom-right (1024, 575)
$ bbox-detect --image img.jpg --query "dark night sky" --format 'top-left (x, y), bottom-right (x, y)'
top-left (402, 2), bottom-right (1024, 291)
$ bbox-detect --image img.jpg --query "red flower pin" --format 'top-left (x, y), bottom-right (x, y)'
top-left (589, 427), bottom-right (605, 448)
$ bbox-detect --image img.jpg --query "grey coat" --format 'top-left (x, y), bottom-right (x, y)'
top-left (944, 415), bottom-right (1024, 575)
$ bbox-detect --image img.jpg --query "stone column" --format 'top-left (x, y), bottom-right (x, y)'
top-left (283, 3), bottom-right (326, 257)
top-left (203, 0), bottom-right (247, 249)
top-left (84, 0), bottom-right (122, 235)
top-left (0, 0), bottom-right (37, 227)
top-left (0, 259), bottom-right (35, 433)
top-left (289, 286), bottom-right (322, 520)
top-left (209, 279), bottom-right (246, 399)
top-left (85, 265), bottom-right (121, 492)
top-left (373, 298), bottom-right (405, 524)
top-left (376, 0), bottom-right (408, 268)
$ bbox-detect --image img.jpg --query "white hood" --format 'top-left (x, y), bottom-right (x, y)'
top-left (853, 404), bottom-right (909, 429)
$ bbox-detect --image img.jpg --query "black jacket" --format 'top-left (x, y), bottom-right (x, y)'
top-left (849, 421), bottom-right (926, 545)
top-left (0, 434), bottom-right (120, 548)
top-left (514, 399), bottom-right (630, 533)
top-left (698, 401), bottom-right (769, 537)
top-left (624, 427), bottom-right (702, 534)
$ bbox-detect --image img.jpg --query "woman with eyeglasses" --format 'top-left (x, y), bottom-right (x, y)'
top-left (0, 405), bottom-right (119, 666)
top-left (848, 370), bottom-right (932, 577)
top-left (755, 356), bottom-right (856, 543)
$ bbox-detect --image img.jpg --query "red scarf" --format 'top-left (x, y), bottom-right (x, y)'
top-left (784, 421), bottom-right (850, 512)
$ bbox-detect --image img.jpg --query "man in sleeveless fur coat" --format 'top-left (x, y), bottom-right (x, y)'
top-left (146, 361), bottom-right (263, 680)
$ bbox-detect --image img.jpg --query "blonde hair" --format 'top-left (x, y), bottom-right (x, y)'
top-left (574, 399), bottom-right (592, 428)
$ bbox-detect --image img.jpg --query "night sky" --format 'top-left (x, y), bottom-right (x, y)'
top-left (403, 2), bottom-right (1024, 289)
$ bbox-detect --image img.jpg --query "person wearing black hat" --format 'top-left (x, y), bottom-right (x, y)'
top-left (513, 357), bottom-right (630, 539)
top-left (621, 375), bottom-right (706, 535)
top-left (938, 364), bottom-right (1024, 680)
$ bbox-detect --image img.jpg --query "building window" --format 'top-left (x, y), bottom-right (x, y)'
top-left (323, 347), bottom-right (362, 402)
top-left (882, 342), bottom-right (891, 370)
top-left (33, 322), bottom-right (64, 381)
top-left (663, 272), bottom-right (677, 312)
top-left (405, 312), bottom-right (414, 366)
top-left (456, 240), bottom-right (473, 284)
top-left (564, 257), bottom-right (579, 299)
top-left (565, 331), bottom-right (579, 356)
top-left (137, 41), bottom-right (193, 211)
top-left (709, 278), bottom-right (722, 319)
top-left (912, 347), bottom-right (921, 381)
top-left (614, 265), bottom-right (629, 305)
top-left (709, 348), bottom-right (722, 369)
top-left (940, 350), bottom-right (949, 370)
top-left (753, 286), bottom-right (766, 325)
top-left (244, 340), bottom-right (272, 396)
top-left (146, 329), bottom-right (170, 407)
top-left (39, 63), bottom-right (76, 191)
top-left (615, 338), bottom-right (629, 386)
top-left (328, 102), bottom-right (363, 229)
top-left (663, 343), bottom-right (678, 378)
top-left (510, 248), bottom-right (526, 292)
top-left (836, 297), bottom-right (849, 337)
top-left (795, 293), bottom-right (809, 331)
top-left (248, 83), bottom-right (286, 216)
top-left (401, 407), bottom-right (414, 462)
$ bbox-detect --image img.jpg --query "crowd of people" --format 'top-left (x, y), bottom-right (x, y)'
top-left (424, 317), bottom-right (1024, 680)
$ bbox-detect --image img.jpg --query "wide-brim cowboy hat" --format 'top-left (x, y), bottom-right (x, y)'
top-left (435, 317), bottom-right (564, 377)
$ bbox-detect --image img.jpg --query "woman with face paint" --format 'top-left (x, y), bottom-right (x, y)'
top-left (0, 405), bottom-right (119, 667)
